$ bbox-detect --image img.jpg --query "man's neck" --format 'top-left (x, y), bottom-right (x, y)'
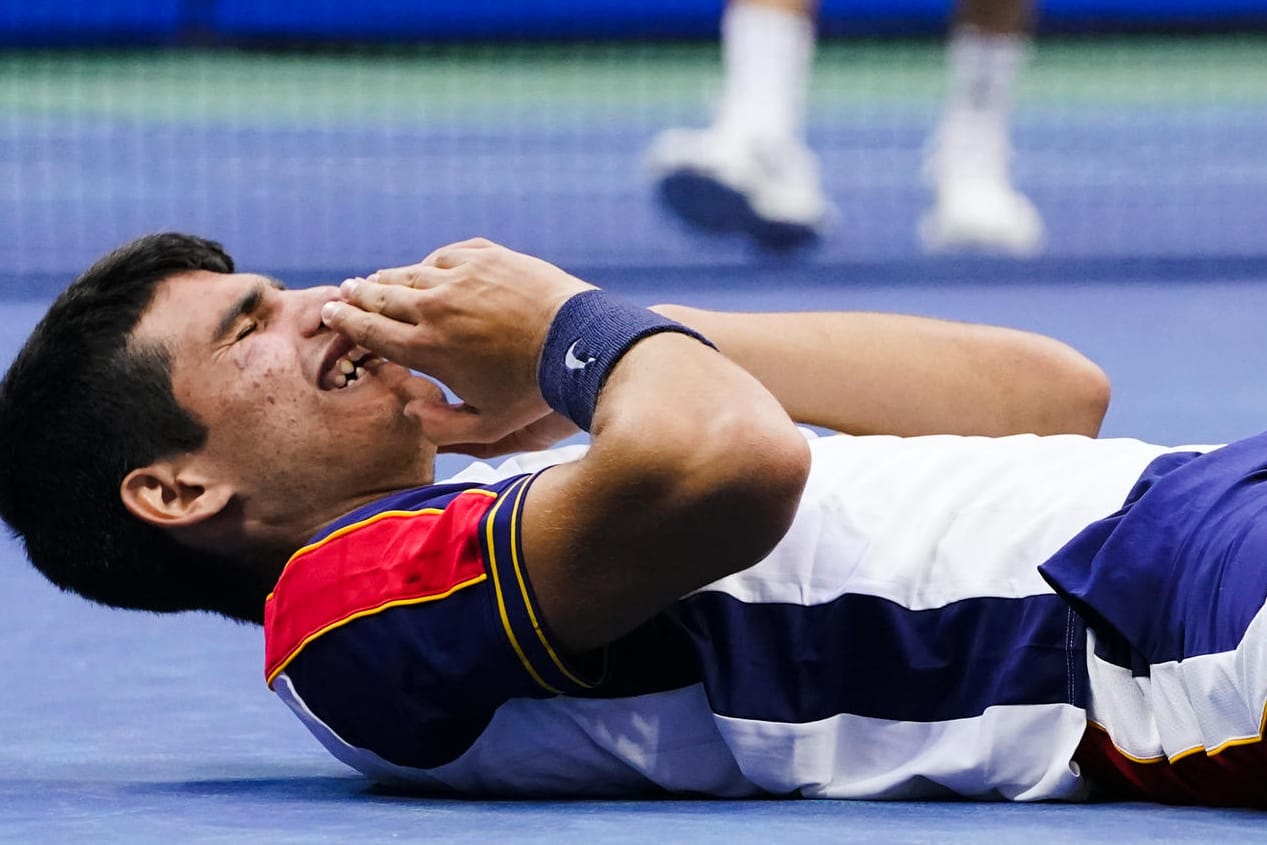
top-left (291, 477), bottom-right (435, 551)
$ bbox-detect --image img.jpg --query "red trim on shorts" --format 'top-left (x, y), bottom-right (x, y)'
top-left (1075, 723), bottom-right (1267, 808)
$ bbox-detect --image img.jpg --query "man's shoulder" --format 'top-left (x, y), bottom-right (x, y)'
top-left (262, 470), bottom-right (572, 774)
top-left (264, 476), bottom-right (533, 683)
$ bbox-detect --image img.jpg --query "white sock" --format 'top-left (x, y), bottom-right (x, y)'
top-left (715, 1), bottom-right (815, 142)
top-left (942, 26), bottom-right (1027, 132)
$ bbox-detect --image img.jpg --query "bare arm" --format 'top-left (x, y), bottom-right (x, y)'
top-left (651, 306), bottom-right (1110, 437)
top-left (523, 331), bottom-right (809, 651)
top-left (324, 242), bottom-right (811, 654)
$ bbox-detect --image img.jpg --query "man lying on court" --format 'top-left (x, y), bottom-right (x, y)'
top-left (1, 234), bottom-right (1262, 808)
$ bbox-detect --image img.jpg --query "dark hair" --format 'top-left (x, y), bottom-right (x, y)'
top-left (0, 233), bottom-right (268, 623)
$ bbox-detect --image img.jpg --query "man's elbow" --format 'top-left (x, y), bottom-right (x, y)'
top-left (1068, 359), bottom-right (1112, 436)
top-left (677, 411), bottom-right (811, 576)
top-left (735, 414), bottom-right (810, 512)
top-left (1031, 348), bottom-right (1111, 437)
top-left (755, 425), bottom-right (813, 553)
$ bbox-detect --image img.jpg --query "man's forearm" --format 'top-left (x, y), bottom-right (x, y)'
top-left (651, 306), bottom-right (1110, 437)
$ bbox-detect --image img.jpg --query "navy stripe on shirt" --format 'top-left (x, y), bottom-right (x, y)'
top-left (664, 590), bottom-right (1084, 724)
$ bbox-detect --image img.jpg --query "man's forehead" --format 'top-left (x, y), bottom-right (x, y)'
top-left (135, 271), bottom-right (278, 344)
top-left (160, 269), bottom-right (282, 302)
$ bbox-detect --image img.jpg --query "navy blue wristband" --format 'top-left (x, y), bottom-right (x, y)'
top-left (537, 290), bottom-right (715, 431)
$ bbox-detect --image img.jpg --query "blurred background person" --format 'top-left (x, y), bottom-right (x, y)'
top-left (646, 0), bottom-right (1044, 254)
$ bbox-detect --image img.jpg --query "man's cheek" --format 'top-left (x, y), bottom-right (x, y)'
top-left (231, 344), bottom-right (259, 372)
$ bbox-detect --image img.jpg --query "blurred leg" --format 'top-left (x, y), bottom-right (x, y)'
top-left (921, 0), bottom-right (1045, 256)
top-left (715, 0), bottom-right (817, 143)
top-left (645, 0), bottom-right (833, 248)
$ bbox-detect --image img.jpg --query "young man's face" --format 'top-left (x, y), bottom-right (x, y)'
top-left (130, 270), bottom-right (443, 541)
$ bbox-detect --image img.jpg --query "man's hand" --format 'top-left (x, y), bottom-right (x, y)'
top-left (331, 240), bottom-right (809, 654)
top-left (320, 238), bottom-right (593, 448)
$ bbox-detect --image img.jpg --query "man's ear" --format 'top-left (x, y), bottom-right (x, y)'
top-left (120, 459), bottom-right (234, 528)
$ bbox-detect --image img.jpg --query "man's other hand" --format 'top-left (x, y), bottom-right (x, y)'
top-left (437, 411), bottom-right (581, 460)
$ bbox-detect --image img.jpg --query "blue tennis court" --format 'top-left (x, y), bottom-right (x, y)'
top-left (5, 273), bottom-right (1267, 842)
top-left (2, 14), bottom-right (1267, 843)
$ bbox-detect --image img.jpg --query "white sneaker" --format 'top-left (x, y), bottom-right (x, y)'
top-left (920, 117), bottom-right (1044, 256)
top-left (646, 127), bottom-right (834, 248)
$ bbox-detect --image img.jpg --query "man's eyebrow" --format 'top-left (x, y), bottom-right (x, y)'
top-left (211, 279), bottom-right (275, 344)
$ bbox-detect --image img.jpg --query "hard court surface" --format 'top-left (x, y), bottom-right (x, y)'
top-left (2, 38), bottom-right (1267, 843)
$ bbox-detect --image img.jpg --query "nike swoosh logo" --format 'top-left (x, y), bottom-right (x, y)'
top-left (565, 341), bottom-right (596, 371)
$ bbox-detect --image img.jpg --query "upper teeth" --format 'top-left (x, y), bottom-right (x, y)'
top-left (330, 353), bottom-right (378, 389)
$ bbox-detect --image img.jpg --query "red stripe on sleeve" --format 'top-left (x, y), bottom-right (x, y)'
top-left (263, 491), bottom-right (496, 683)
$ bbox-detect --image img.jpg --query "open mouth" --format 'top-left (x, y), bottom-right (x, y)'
top-left (327, 350), bottom-right (378, 389)
top-left (319, 339), bottom-right (383, 390)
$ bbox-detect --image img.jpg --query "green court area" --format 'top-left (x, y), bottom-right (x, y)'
top-left (1, 35), bottom-right (1263, 125)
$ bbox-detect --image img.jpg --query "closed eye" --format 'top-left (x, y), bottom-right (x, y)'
top-left (235, 320), bottom-right (258, 342)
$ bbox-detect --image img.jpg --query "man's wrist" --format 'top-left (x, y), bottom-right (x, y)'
top-left (537, 290), bottom-right (715, 431)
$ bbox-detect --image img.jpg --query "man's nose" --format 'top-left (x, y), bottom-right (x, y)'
top-left (296, 285), bottom-right (342, 338)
